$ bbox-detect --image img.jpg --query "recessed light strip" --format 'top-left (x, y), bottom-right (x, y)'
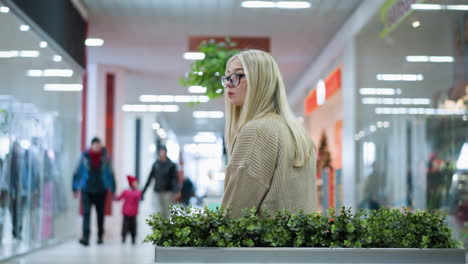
top-left (183, 52), bottom-right (205, 60)
top-left (85, 38), bottom-right (104, 46)
top-left (241, 1), bottom-right (311, 9)
top-left (193, 111), bottom-right (224, 119)
top-left (27, 69), bottom-right (73, 77)
top-left (122, 104), bottom-right (180, 113)
top-left (359, 88), bottom-right (401, 95)
top-left (44, 84), bottom-right (83, 92)
top-left (412, 4), bottom-right (468, 11)
top-left (362, 97), bottom-right (430, 105)
top-left (406, 56), bottom-right (454, 62)
top-left (188, 86), bottom-right (207, 93)
top-left (376, 74), bottom-right (423, 81)
top-left (375, 107), bottom-right (467, 115)
top-left (0, 6), bottom-right (9, 13)
top-left (139, 95), bottom-right (209, 103)
top-left (0, 50), bottom-right (40, 58)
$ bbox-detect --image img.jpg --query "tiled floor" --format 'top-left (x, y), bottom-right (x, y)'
top-left (3, 195), bottom-right (159, 264)
top-left (3, 240), bottom-right (156, 264)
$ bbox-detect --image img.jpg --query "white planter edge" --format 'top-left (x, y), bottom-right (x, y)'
top-left (154, 246), bottom-right (466, 264)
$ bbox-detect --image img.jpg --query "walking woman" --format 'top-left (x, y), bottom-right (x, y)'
top-left (221, 49), bottom-right (317, 218)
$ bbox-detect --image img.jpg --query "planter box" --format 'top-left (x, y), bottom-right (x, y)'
top-left (155, 247), bottom-right (466, 264)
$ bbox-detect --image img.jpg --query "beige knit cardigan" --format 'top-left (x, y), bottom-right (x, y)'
top-left (221, 114), bottom-right (316, 218)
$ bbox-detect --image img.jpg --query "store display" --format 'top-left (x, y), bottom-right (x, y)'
top-left (0, 96), bottom-right (74, 258)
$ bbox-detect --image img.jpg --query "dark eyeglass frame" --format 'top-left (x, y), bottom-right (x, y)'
top-left (220, 73), bottom-right (245, 88)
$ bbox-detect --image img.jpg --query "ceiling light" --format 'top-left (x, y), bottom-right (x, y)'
top-left (377, 121), bottom-right (383, 128)
top-left (27, 70), bottom-right (43, 77)
top-left (40, 41), bottom-right (48, 48)
top-left (406, 55), bottom-right (454, 62)
top-left (375, 108), bottom-right (466, 115)
top-left (412, 4), bottom-right (468, 11)
top-left (359, 88), bottom-right (397, 95)
top-left (85, 38), bottom-right (104, 46)
top-left (43, 69), bottom-right (73, 77)
top-left (188, 86), bottom-right (207, 93)
top-left (44, 84), bottom-right (83, 92)
top-left (370, 125), bottom-right (377, 132)
top-left (241, 1), bottom-right (276, 8)
top-left (152, 123), bottom-right (161, 130)
top-left (53, 55), bottom-right (62, 62)
top-left (175, 95), bottom-right (210, 103)
top-left (183, 52), bottom-right (205, 60)
top-left (0, 6), bottom-right (9, 13)
top-left (446, 5), bottom-right (468, 11)
top-left (429, 56), bottom-right (454, 62)
top-left (122, 105), bottom-right (148, 112)
top-left (376, 74), bottom-right (423, 81)
top-left (193, 111), bottom-right (224, 119)
top-left (19, 50), bottom-right (39, 57)
top-left (406, 56), bottom-right (428, 62)
top-left (276, 1), bottom-right (311, 9)
top-left (0, 50), bottom-right (18, 58)
top-left (196, 96), bottom-right (210, 103)
top-left (20, 25), bottom-right (30, 31)
top-left (412, 21), bottom-right (420, 28)
top-left (122, 104), bottom-right (179, 112)
top-left (362, 97), bottom-right (430, 105)
top-left (174, 95), bottom-right (192, 103)
top-left (140, 95), bottom-right (175, 103)
top-left (411, 4), bottom-right (443, 10)
top-left (162, 105), bottom-right (180, 112)
top-left (139, 95), bottom-right (209, 103)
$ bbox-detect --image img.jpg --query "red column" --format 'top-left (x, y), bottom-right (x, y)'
top-left (105, 73), bottom-right (115, 157)
top-left (81, 22), bottom-right (89, 151)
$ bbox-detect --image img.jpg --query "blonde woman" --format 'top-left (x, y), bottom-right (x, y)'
top-left (221, 49), bottom-right (316, 218)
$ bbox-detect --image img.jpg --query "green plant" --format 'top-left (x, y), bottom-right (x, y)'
top-left (144, 206), bottom-right (461, 249)
top-left (179, 38), bottom-right (239, 100)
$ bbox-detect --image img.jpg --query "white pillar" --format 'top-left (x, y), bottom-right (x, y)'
top-left (86, 64), bottom-right (127, 191)
top-left (342, 39), bottom-right (357, 210)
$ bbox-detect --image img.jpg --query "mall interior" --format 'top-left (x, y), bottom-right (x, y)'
top-left (0, 0), bottom-right (467, 263)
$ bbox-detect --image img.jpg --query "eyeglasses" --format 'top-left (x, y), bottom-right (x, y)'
top-left (220, 73), bottom-right (245, 88)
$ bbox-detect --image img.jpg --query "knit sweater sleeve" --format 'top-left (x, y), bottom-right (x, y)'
top-left (221, 119), bottom-right (279, 218)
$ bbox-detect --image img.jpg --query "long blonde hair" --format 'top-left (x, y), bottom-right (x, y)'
top-left (224, 50), bottom-right (314, 167)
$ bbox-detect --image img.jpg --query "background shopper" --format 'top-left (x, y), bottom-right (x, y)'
top-left (142, 146), bottom-right (178, 218)
top-left (117, 175), bottom-right (141, 245)
top-left (72, 137), bottom-right (116, 246)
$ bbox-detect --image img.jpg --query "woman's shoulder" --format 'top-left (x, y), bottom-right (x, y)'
top-left (241, 114), bottom-right (282, 138)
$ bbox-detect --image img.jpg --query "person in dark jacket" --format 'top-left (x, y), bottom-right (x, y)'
top-left (142, 146), bottom-right (177, 218)
top-left (72, 137), bottom-right (116, 246)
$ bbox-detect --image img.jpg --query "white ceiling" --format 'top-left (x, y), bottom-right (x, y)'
top-left (82, 0), bottom-right (362, 137)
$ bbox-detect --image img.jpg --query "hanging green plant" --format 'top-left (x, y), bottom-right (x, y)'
top-left (179, 38), bottom-right (239, 100)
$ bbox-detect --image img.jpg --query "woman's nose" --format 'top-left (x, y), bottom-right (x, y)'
top-left (225, 81), bottom-right (234, 89)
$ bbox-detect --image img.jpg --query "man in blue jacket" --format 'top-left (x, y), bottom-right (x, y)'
top-left (73, 137), bottom-right (115, 246)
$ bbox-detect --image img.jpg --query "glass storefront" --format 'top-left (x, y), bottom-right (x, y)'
top-left (354, 0), bottom-right (467, 248)
top-left (0, 5), bottom-right (82, 260)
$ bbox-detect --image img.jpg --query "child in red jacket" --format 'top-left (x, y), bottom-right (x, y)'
top-left (117, 175), bottom-right (141, 244)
